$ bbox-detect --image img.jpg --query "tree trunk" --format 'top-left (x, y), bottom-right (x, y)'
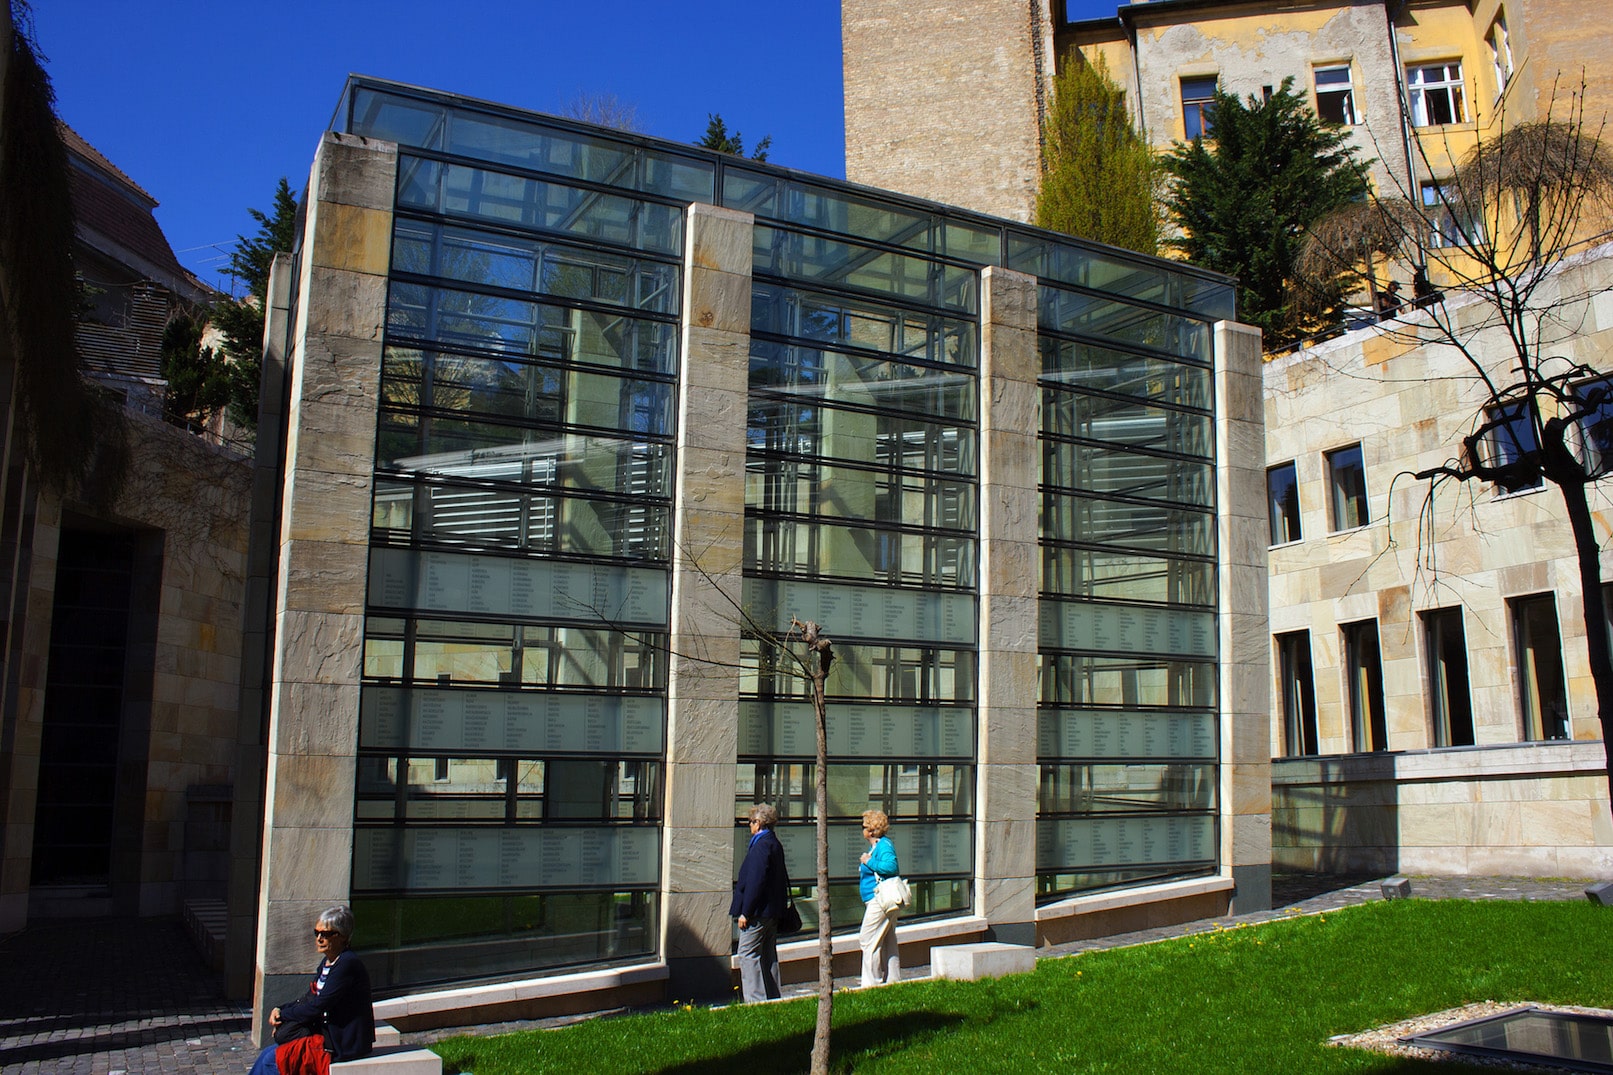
top-left (1556, 477), bottom-right (1613, 810)
top-left (808, 659), bottom-right (833, 1075)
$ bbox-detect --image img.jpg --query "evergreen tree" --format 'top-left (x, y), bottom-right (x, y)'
top-left (1035, 52), bottom-right (1159, 255)
top-left (159, 312), bottom-right (230, 427)
top-left (216, 177), bottom-right (298, 430)
top-left (1162, 80), bottom-right (1369, 349)
top-left (699, 114), bottom-right (771, 162)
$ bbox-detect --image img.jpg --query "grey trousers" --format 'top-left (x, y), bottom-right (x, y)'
top-left (737, 917), bottom-right (780, 1002)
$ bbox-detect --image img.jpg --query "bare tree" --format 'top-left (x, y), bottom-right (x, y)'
top-left (1303, 82), bottom-right (1613, 804)
top-left (574, 564), bottom-right (840, 1073)
top-left (559, 92), bottom-right (642, 132)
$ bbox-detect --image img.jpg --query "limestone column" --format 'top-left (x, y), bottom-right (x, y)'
top-left (226, 250), bottom-right (296, 999)
top-left (975, 266), bottom-right (1041, 944)
top-left (1215, 320), bottom-right (1272, 912)
top-left (252, 132), bottom-right (396, 1040)
top-left (661, 203), bottom-right (753, 999)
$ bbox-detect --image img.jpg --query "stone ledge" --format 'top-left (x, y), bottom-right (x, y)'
top-left (931, 942), bottom-right (1035, 981)
top-left (741, 914), bottom-right (993, 966)
top-left (331, 1045), bottom-right (441, 1075)
top-left (1035, 875), bottom-right (1235, 923)
top-left (373, 962), bottom-right (667, 1023)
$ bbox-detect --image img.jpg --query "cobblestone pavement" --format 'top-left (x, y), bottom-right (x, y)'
top-left (0, 875), bottom-right (1597, 1073)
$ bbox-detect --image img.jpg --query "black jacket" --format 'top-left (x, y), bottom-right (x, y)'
top-left (278, 951), bottom-right (375, 1061)
top-left (729, 827), bottom-right (789, 921)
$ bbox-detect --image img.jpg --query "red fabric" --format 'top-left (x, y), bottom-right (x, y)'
top-left (275, 1034), bottom-right (330, 1075)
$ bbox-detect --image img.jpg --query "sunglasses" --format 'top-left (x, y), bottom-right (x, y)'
top-left (314, 928), bottom-right (342, 938)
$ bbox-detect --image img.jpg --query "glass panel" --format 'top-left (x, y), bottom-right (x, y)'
top-left (1038, 709), bottom-right (1217, 761)
top-left (1037, 814), bottom-right (1216, 876)
top-left (1044, 390), bottom-right (1213, 462)
top-left (362, 616), bottom-right (667, 690)
top-left (1041, 546), bottom-right (1215, 605)
top-left (1277, 631), bottom-right (1318, 756)
top-left (1038, 763), bottom-right (1215, 813)
top-left (349, 88), bottom-right (446, 150)
top-left (1040, 285), bottom-right (1212, 361)
top-left (751, 283), bottom-right (978, 368)
top-left (359, 685), bottom-right (664, 754)
top-left (745, 458), bottom-right (977, 529)
top-left (1040, 600), bottom-right (1215, 657)
top-left (750, 341), bottom-right (978, 423)
top-left (744, 515), bottom-right (976, 589)
top-left (354, 890), bottom-right (659, 993)
top-left (393, 221), bottom-right (680, 316)
top-left (1343, 620), bottom-right (1387, 751)
top-left (742, 578), bottom-right (977, 645)
top-left (1267, 462), bottom-right (1301, 544)
top-left (739, 700), bottom-right (973, 759)
top-left (377, 418), bottom-right (671, 498)
top-left (1044, 444), bottom-right (1214, 506)
top-left (753, 225), bottom-right (978, 313)
top-left (1425, 608), bottom-right (1475, 746)
top-left (1041, 338), bottom-right (1211, 407)
top-left (1513, 594), bottom-right (1569, 740)
top-left (1325, 444), bottom-right (1369, 530)
top-left (736, 762), bottom-right (974, 820)
top-left (747, 400), bottom-right (977, 477)
top-left (1040, 654), bottom-right (1216, 708)
top-left (385, 295), bottom-right (678, 376)
top-left (1042, 492), bottom-right (1215, 555)
top-left (743, 637), bottom-right (977, 704)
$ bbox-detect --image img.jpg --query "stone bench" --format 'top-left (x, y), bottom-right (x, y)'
top-left (930, 942), bottom-right (1035, 982)
top-left (331, 1023), bottom-right (441, 1075)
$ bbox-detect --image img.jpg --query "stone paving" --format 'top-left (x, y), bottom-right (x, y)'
top-left (0, 874), bottom-right (1597, 1073)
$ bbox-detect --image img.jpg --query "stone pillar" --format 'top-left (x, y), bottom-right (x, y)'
top-left (252, 133), bottom-right (396, 1041)
top-left (661, 203), bottom-right (753, 999)
top-left (1214, 320), bottom-right (1272, 913)
top-left (974, 266), bottom-right (1041, 944)
top-left (226, 251), bottom-right (297, 999)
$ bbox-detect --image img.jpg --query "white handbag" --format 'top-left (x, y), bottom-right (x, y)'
top-left (873, 874), bottom-right (911, 914)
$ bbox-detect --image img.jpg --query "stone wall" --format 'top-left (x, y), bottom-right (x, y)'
top-left (842, 0), bottom-right (1053, 221)
top-left (1273, 743), bottom-right (1613, 875)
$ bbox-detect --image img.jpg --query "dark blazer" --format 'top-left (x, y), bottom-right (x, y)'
top-left (730, 827), bottom-right (790, 921)
top-left (278, 951), bottom-right (375, 1061)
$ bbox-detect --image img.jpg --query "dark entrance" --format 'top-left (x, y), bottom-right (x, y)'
top-left (30, 528), bottom-right (137, 888)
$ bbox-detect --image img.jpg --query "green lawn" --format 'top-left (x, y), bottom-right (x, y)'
top-left (430, 900), bottom-right (1613, 1073)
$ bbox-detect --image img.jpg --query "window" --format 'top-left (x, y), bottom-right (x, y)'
top-left (1488, 16), bottom-right (1513, 99)
top-left (1344, 620), bottom-right (1388, 752)
top-left (1482, 401), bottom-right (1542, 492)
top-left (1420, 181), bottom-right (1484, 248)
top-left (1181, 76), bottom-right (1218, 139)
top-left (1267, 462), bottom-right (1301, 544)
top-left (1423, 608), bottom-right (1475, 746)
top-left (1574, 375), bottom-right (1613, 477)
top-left (1407, 62), bottom-right (1467, 126)
top-left (1513, 594), bottom-right (1569, 740)
top-left (1314, 65), bottom-right (1358, 125)
top-left (1325, 444), bottom-right (1369, 531)
top-left (1277, 631), bottom-right (1319, 756)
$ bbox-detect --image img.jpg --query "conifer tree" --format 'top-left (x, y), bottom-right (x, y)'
top-left (1162, 79), bottom-right (1369, 349)
top-left (1035, 52), bottom-right (1159, 256)
top-left (214, 177), bottom-right (298, 430)
top-left (699, 114), bottom-right (771, 162)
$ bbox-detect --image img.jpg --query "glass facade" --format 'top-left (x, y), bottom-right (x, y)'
top-left (330, 78), bottom-right (1236, 990)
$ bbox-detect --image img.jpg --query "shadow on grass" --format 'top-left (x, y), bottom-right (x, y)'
top-left (649, 999), bottom-right (1038, 1075)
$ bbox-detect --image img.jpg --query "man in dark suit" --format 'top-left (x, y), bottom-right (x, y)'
top-left (730, 802), bottom-right (789, 1002)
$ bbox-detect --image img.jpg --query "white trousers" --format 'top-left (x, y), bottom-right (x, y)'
top-left (858, 897), bottom-right (900, 987)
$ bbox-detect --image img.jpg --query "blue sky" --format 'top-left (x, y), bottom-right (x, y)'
top-left (29, 0), bottom-right (1118, 293)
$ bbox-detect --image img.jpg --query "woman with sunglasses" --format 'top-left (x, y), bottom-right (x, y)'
top-left (248, 905), bottom-right (375, 1075)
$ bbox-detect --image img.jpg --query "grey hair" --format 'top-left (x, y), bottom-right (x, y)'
top-left (748, 803), bottom-right (779, 829)
top-left (317, 905), bottom-right (355, 938)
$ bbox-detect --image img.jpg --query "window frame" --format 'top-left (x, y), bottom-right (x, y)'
top-left (1407, 61), bottom-right (1468, 127)
top-left (1277, 630), bottom-right (1319, 757)
top-left (1324, 443), bottom-right (1369, 532)
top-left (1573, 375), bottom-right (1613, 477)
top-left (1314, 64), bottom-right (1358, 125)
top-left (1511, 592), bottom-right (1570, 741)
top-left (1487, 16), bottom-right (1513, 100)
top-left (1482, 400), bottom-right (1543, 493)
top-left (1181, 76), bottom-right (1218, 140)
top-left (1423, 607), bottom-right (1475, 747)
top-left (1266, 461), bottom-right (1302, 545)
top-left (1343, 619), bottom-right (1388, 752)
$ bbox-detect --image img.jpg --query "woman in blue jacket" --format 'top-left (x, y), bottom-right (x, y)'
top-left (248, 905), bottom-right (375, 1075)
top-left (857, 809), bottom-right (901, 987)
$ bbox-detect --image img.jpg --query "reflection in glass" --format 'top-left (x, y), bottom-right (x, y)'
top-left (1040, 654), bottom-right (1216, 708)
top-left (363, 618), bottom-right (667, 690)
top-left (1038, 763), bottom-right (1214, 814)
top-left (736, 763), bottom-right (974, 821)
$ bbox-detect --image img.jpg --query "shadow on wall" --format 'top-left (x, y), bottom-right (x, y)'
top-left (1271, 753), bottom-right (1401, 877)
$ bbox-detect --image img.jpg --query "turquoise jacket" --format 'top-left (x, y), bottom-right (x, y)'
top-left (858, 835), bottom-right (898, 903)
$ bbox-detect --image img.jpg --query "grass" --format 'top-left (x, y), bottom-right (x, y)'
top-left (430, 899), bottom-right (1613, 1073)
